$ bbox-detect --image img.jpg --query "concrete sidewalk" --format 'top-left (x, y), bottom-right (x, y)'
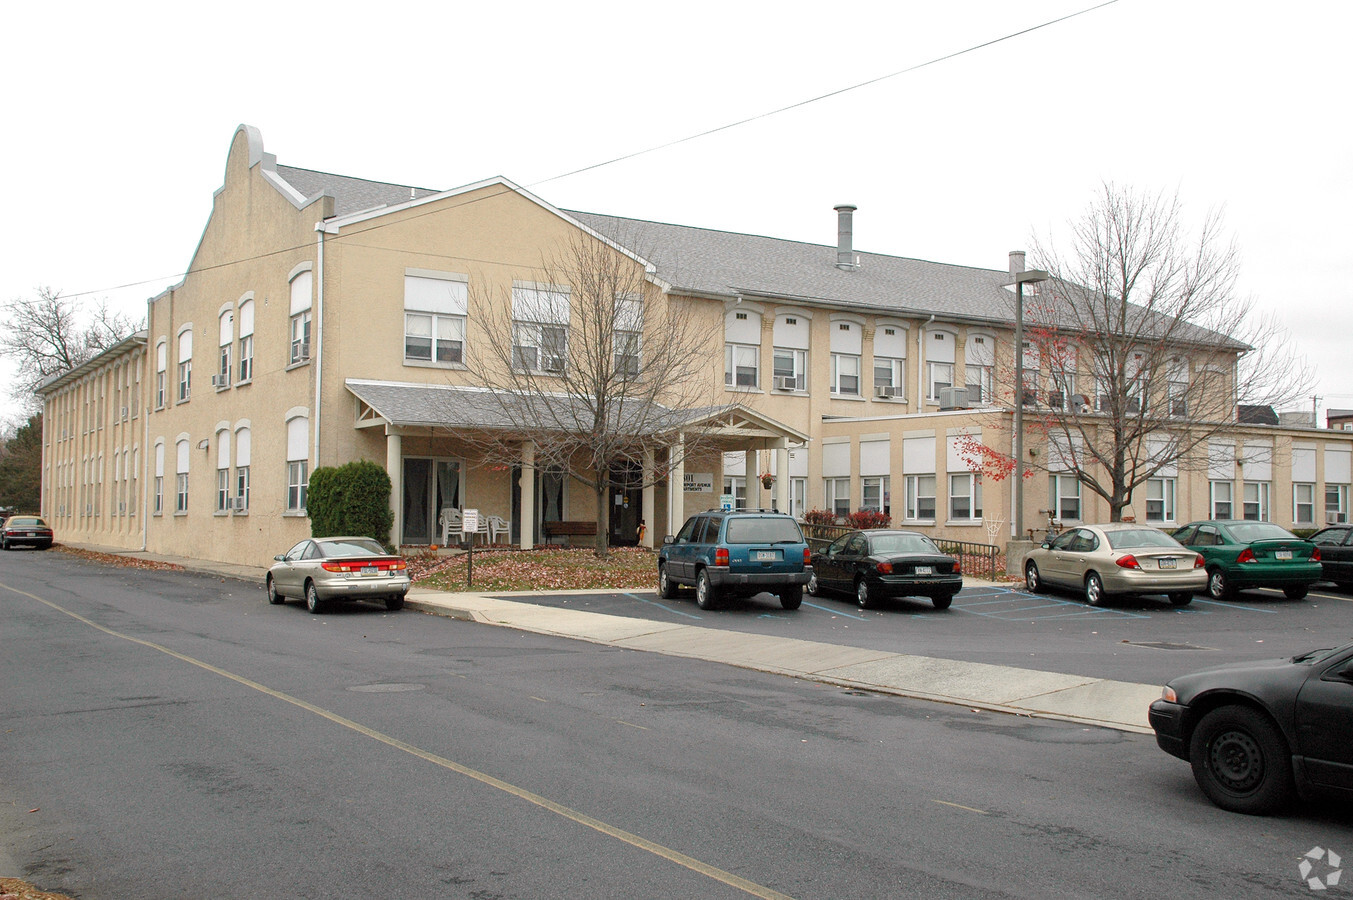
top-left (60, 542), bottom-right (1160, 734)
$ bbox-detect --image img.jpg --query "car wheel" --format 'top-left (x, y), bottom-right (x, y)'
top-left (658, 564), bottom-right (680, 599)
top-left (1189, 704), bottom-right (1294, 815)
top-left (807, 572), bottom-right (821, 597)
top-left (1168, 592), bottom-right (1193, 607)
top-left (780, 585), bottom-right (803, 610)
top-left (386, 594), bottom-right (405, 611)
top-left (1084, 572), bottom-right (1107, 607)
top-left (695, 569), bottom-right (719, 610)
top-left (931, 591), bottom-right (955, 611)
top-left (305, 581), bottom-right (323, 614)
top-left (1283, 586), bottom-right (1309, 600)
top-left (266, 576), bottom-right (284, 605)
top-left (1024, 561), bottom-right (1043, 593)
top-left (1, 537), bottom-right (8, 551)
top-left (856, 578), bottom-right (874, 610)
top-left (1207, 568), bottom-right (1234, 600)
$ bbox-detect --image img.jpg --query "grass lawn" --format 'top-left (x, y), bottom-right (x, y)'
top-left (415, 546), bottom-right (657, 593)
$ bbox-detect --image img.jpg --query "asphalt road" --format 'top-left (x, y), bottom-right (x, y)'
top-left (3, 549), bottom-right (1351, 899)
top-left (496, 581), bottom-right (1353, 685)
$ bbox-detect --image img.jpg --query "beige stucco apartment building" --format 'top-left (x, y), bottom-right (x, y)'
top-left (37, 125), bottom-right (1353, 569)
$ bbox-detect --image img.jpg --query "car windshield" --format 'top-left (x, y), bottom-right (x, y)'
top-left (1106, 529), bottom-right (1183, 550)
top-left (869, 534), bottom-right (941, 555)
top-left (1228, 523), bottom-right (1298, 543)
top-left (317, 538), bottom-right (386, 557)
top-left (725, 518), bottom-right (804, 544)
top-left (1292, 643), bottom-right (1353, 664)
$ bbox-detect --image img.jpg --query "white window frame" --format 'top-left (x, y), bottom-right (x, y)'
top-left (290, 311), bottom-right (312, 365)
top-left (1294, 482), bottom-right (1315, 525)
top-left (949, 473), bottom-right (982, 522)
top-left (831, 353), bottom-right (861, 396)
top-left (824, 477), bottom-right (851, 518)
top-left (964, 364), bottom-right (993, 405)
top-left (905, 474), bottom-right (937, 522)
top-left (1210, 480), bottom-right (1234, 519)
top-left (405, 311), bottom-right (466, 365)
top-left (1327, 484), bottom-right (1349, 524)
top-left (873, 357), bottom-right (906, 398)
top-left (722, 475), bottom-right (747, 511)
top-left (238, 299), bottom-right (255, 383)
top-left (1050, 474), bottom-right (1081, 522)
top-left (927, 361), bottom-right (954, 403)
top-left (773, 347), bottom-right (807, 391)
top-left (236, 465), bottom-right (250, 513)
top-left (861, 475), bottom-right (890, 517)
top-left (1243, 481), bottom-right (1270, 521)
top-left (790, 477), bottom-right (807, 520)
top-left (1145, 477), bottom-right (1176, 524)
top-left (725, 343), bottom-right (760, 388)
top-left (216, 468), bottom-right (230, 513)
top-left (287, 460), bottom-right (308, 512)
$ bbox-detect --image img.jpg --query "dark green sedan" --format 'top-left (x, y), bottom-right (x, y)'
top-left (1171, 521), bottom-right (1323, 600)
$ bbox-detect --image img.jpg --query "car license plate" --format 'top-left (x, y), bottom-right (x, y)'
top-left (755, 550), bottom-right (779, 562)
top-left (1159, 557), bottom-right (1176, 569)
top-left (916, 565), bottom-right (933, 575)
top-left (361, 566), bottom-right (378, 575)
top-left (1276, 550), bottom-right (1292, 560)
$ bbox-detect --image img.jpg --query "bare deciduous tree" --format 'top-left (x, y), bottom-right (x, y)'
top-left (0, 287), bottom-right (141, 409)
top-left (1007, 184), bottom-right (1312, 523)
top-left (462, 229), bottom-right (730, 557)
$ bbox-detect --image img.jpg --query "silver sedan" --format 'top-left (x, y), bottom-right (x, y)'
top-left (1023, 523), bottom-right (1206, 607)
top-left (267, 536), bottom-right (410, 613)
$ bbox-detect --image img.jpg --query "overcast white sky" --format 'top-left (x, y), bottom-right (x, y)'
top-left (3, 0), bottom-right (1349, 430)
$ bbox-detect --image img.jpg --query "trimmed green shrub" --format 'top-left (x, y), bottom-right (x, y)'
top-left (307, 459), bottom-right (394, 548)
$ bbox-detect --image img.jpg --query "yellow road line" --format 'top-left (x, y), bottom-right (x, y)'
top-left (5, 582), bottom-right (796, 900)
top-left (930, 799), bottom-right (988, 814)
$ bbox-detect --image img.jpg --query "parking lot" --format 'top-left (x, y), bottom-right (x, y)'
top-left (493, 582), bottom-right (1353, 685)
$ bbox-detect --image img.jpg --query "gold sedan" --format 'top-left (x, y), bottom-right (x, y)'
top-left (1023, 523), bottom-right (1207, 607)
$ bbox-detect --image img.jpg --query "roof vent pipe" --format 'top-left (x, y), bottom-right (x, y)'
top-left (1009, 250), bottom-right (1026, 277)
top-left (835, 205), bottom-right (858, 270)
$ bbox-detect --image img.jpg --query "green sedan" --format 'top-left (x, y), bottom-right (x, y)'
top-left (1171, 520), bottom-right (1323, 600)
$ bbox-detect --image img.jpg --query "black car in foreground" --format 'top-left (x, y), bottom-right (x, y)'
top-left (808, 529), bottom-right (962, 609)
top-left (1, 515), bottom-right (54, 550)
top-left (1149, 641), bottom-right (1353, 814)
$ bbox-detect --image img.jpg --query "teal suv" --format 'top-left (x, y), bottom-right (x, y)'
top-left (658, 509), bottom-right (812, 610)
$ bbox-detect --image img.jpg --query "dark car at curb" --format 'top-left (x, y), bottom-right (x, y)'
top-left (658, 509), bottom-right (811, 610)
top-left (1309, 525), bottom-right (1353, 589)
top-left (1149, 641), bottom-right (1353, 814)
top-left (1, 515), bottom-right (54, 551)
top-left (809, 529), bottom-right (962, 609)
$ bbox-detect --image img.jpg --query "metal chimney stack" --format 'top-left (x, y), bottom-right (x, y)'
top-left (835, 205), bottom-right (858, 270)
top-left (1009, 250), bottom-right (1026, 277)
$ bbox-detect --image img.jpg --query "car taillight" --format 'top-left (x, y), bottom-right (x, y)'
top-left (1236, 548), bottom-right (1256, 563)
top-left (388, 560), bottom-right (407, 571)
top-left (876, 561), bottom-right (893, 574)
top-left (321, 562), bottom-right (350, 572)
top-left (1194, 554), bottom-right (1205, 568)
top-left (1312, 548), bottom-right (1322, 562)
top-left (953, 559), bottom-right (962, 575)
top-left (804, 547), bottom-right (812, 565)
top-left (715, 548), bottom-right (729, 567)
top-left (1116, 555), bottom-right (1141, 569)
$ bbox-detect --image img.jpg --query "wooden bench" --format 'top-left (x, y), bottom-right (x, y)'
top-left (543, 520), bottom-right (598, 543)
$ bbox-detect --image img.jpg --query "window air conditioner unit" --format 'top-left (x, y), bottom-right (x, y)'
top-left (875, 385), bottom-right (902, 399)
top-left (210, 374), bottom-right (228, 388)
top-left (292, 341), bottom-right (310, 362)
top-left (1329, 511), bottom-right (1345, 525)
top-left (774, 376), bottom-right (798, 391)
top-left (232, 497), bottom-right (248, 511)
top-left (1126, 396), bottom-right (1142, 414)
top-left (1071, 394), bottom-right (1092, 414)
top-left (541, 355), bottom-right (565, 373)
top-left (1047, 391), bottom-right (1065, 410)
top-left (939, 386), bottom-right (969, 410)
top-left (120, 406), bottom-right (129, 419)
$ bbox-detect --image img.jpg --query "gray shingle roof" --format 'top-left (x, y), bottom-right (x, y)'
top-left (275, 165), bottom-right (441, 218)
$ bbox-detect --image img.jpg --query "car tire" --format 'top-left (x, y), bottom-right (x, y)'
top-left (386, 594), bottom-right (405, 611)
top-left (266, 576), bottom-right (284, 605)
top-left (658, 564), bottom-right (680, 599)
top-left (780, 585), bottom-right (803, 610)
top-left (1207, 567), bottom-right (1234, 600)
top-left (695, 569), bottom-right (719, 610)
top-left (932, 591), bottom-right (955, 611)
top-left (1168, 592), bottom-right (1193, 607)
top-left (1, 538), bottom-right (8, 551)
top-left (856, 578), bottom-right (874, 610)
top-left (305, 581), bottom-right (323, 614)
top-left (1024, 561), bottom-right (1044, 594)
top-left (1084, 572), bottom-right (1107, 607)
top-left (1189, 704), bottom-right (1294, 815)
top-left (1283, 586), bottom-right (1309, 600)
top-left (807, 572), bottom-right (821, 597)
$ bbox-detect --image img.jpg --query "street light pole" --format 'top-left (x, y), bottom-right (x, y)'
top-left (1013, 268), bottom-right (1049, 542)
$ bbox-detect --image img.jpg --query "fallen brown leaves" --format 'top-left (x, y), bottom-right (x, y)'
top-left (53, 545), bottom-right (185, 571)
top-left (0, 877), bottom-right (76, 900)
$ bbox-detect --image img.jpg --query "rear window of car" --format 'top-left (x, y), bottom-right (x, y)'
top-left (1228, 523), bottom-right (1298, 543)
top-left (319, 538), bottom-right (386, 557)
top-left (725, 517), bottom-right (804, 544)
top-left (7, 517), bottom-right (44, 527)
top-left (1106, 529), bottom-right (1183, 550)
top-left (870, 534), bottom-right (941, 555)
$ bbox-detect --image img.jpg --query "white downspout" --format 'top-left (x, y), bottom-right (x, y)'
top-left (313, 227), bottom-right (327, 468)
top-left (918, 314), bottom-right (935, 411)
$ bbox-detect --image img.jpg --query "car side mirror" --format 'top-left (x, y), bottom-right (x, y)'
top-left (274, 554), bottom-right (286, 561)
top-left (1041, 541), bottom-right (1051, 550)
top-left (663, 535), bottom-right (676, 545)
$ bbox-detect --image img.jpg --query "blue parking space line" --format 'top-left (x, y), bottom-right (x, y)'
top-left (803, 601), bottom-right (867, 620)
top-left (622, 593), bottom-right (703, 620)
top-left (1188, 596), bottom-right (1278, 614)
top-left (956, 589), bottom-right (1019, 600)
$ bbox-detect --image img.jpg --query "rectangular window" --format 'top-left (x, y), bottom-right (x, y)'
top-left (614, 331), bottom-right (641, 378)
top-left (177, 360), bottom-right (191, 402)
top-left (1327, 484), bottom-right (1349, 524)
top-left (964, 365), bottom-right (993, 404)
top-left (861, 476), bottom-right (891, 517)
top-left (239, 334), bottom-right (254, 382)
top-left (176, 473), bottom-right (189, 513)
top-left (218, 345), bottom-right (231, 386)
top-left (216, 468), bottom-right (230, 513)
top-left (1294, 483), bottom-right (1315, 525)
top-left (927, 361), bottom-right (954, 402)
top-left (290, 311), bottom-right (312, 364)
top-left (773, 348), bottom-right (807, 390)
top-left (824, 477), bottom-right (851, 518)
top-left (1050, 474), bottom-right (1081, 522)
top-left (873, 357), bottom-right (905, 398)
top-left (905, 475), bottom-right (936, 521)
top-left (831, 354), bottom-right (860, 395)
top-left (236, 466), bottom-right (250, 512)
top-left (405, 311), bottom-right (465, 364)
top-left (725, 343), bottom-right (759, 388)
top-left (1243, 481), bottom-right (1269, 521)
top-left (722, 475), bottom-right (747, 511)
top-left (287, 461), bottom-right (309, 512)
top-left (790, 477), bottom-right (807, 520)
top-left (949, 474), bottom-right (982, 522)
top-left (1146, 477), bottom-right (1176, 523)
top-left (1210, 481), bottom-right (1234, 519)
top-left (514, 323), bottom-right (568, 373)
top-left (154, 476), bottom-right (163, 515)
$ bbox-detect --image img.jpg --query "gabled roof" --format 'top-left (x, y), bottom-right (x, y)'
top-left (275, 165), bottom-right (442, 218)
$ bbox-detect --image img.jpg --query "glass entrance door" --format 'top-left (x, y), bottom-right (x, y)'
top-left (402, 458), bottom-right (461, 546)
